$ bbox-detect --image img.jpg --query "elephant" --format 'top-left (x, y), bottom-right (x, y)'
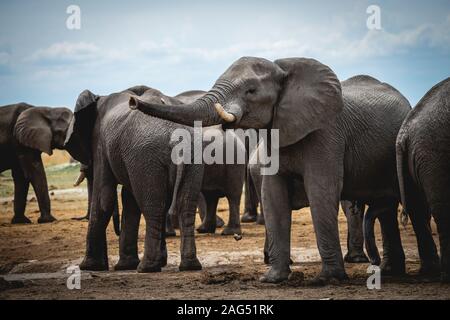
top-left (248, 150), bottom-right (368, 264)
top-left (396, 78), bottom-right (449, 281)
top-left (128, 56), bottom-right (412, 284)
top-left (64, 85), bottom-right (203, 272)
top-left (0, 103), bottom-right (72, 224)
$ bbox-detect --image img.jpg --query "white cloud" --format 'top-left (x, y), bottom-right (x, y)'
top-left (28, 42), bottom-right (100, 63)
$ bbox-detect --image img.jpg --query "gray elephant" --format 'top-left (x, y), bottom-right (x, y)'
top-left (248, 152), bottom-right (368, 264)
top-left (129, 57), bottom-right (411, 284)
top-left (0, 103), bottom-right (72, 224)
top-left (64, 86), bottom-right (203, 272)
top-left (396, 78), bottom-right (449, 281)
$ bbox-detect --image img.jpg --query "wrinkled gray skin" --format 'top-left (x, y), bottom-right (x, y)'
top-left (129, 57), bottom-right (411, 284)
top-left (248, 153), bottom-right (368, 264)
top-left (64, 85), bottom-right (203, 272)
top-left (0, 104), bottom-right (72, 224)
top-left (397, 78), bottom-right (449, 281)
top-left (166, 90), bottom-right (246, 236)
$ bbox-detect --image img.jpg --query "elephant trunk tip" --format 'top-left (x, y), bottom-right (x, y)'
top-left (129, 96), bottom-right (138, 110)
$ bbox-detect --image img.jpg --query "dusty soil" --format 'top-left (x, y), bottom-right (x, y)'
top-left (1, 184), bottom-right (449, 300)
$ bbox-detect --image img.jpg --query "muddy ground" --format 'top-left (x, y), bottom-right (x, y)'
top-left (0, 159), bottom-right (449, 299)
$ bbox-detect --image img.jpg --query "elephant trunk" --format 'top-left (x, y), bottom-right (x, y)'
top-left (363, 210), bottom-right (381, 266)
top-left (129, 79), bottom-right (237, 126)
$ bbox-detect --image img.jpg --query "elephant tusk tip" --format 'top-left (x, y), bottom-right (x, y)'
top-left (129, 97), bottom-right (138, 110)
top-left (214, 103), bottom-right (236, 123)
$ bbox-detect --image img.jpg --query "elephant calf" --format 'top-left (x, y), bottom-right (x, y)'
top-left (65, 86), bottom-right (204, 272)
top-left (397, 77), bottom-right (449, 281)
top-left (0, 103), bottom-right (72, 224)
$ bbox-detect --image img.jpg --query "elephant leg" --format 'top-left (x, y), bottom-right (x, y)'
top-left (259, 174), bottom-right (292, 283)
top-left (19, 155), bottom-right (55, 223)
top-left (196, 194), bottom-right (218, 234)
top-left (79, 160), bottom-right (115, 271)
top-left (241, 179), bottom-right (258, 223)
top-left (11, 167), bottom-right (31, 224)
top-left (432, 204), bottom-right (450, 282)
top-left (138, 207), bottom-right (166, 272)
top-left (222, 196), bottom-right (242, 235)
top-left (343, 201), bottom-right (368, 263)
top-left (197, 192), bottom-right (224, 227)
top-left (115, 187), bottom-right (141, 271)
top-left (304, 171), bottom-right (347, 284)
top-left (372, 200), bottom-right (406, 276)
top-left (165, 212), bottom-right (176, 237)
top-left (407, 195), bottom-right (440, 276)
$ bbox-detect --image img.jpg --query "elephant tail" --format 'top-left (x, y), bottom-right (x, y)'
top-left (168, 164), bottom-right (184, 217)
top-left (112, 196), bottom-right (120, 236)
top-left (396, 133), bottom-right (409, 227)
top-left (363, 208), bottom-right (381, 266)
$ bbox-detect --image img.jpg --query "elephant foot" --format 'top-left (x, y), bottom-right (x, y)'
top-left (259, 266), bottom-right (291, 283)
top-left (79, 256), bottom-right (108, 271)
top-left (179, 257), bottom-right (202, 271)
top-left (256, 214), bottom-right (265, 225)
top-left (196, 223), bottom-right (216, 234)
top-left (11, 215), bottom-right (32, 224)
top-left (37, 215), bottom-right (56, 224)
top-left (344, 252), bottom-right (369, 263)
top-left (137, 260), bottom-right (162, 273)
top-left (216, 216), bottom-right (225, 228)
top-left (71, 214), bottom-right (89, 221)
top-left (241, 211), bottom-right (257, 223)
top-left (114, 257), bottom-right (140, 271)
top-left (380, 259), bottom-right (406, 276)
top-left (305, 274), bottom-right (347, 287)
top-left (221, 225), bottom-right (242, 236)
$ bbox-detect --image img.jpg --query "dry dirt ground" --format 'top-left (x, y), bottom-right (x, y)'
top-left (0, 153), bottom-right (449, 300)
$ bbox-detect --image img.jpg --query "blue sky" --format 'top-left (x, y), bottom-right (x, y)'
top-left (0, 0), bottom-right (449, 108)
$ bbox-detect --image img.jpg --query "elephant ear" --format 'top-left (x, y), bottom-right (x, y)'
top-left (64, 90), bottom-right (99, 165)
top-left (14, 108), bottom-right (53, 155)
top-left (273, 58), bottom-right (344, 147)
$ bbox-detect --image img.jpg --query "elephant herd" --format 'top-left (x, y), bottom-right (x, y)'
top-left (0, 56), bottom-right (449, 284)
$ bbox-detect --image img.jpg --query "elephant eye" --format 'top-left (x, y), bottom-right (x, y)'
top-left (246, 88), bottom-right (257, 95)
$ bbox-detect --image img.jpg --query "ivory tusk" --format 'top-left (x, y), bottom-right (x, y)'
top-left (214, 103), bottom-right (236, 122)
top-left (73, 171), bottom-right (86, 187)
top-left (160, 97), bottom-right (166, 105)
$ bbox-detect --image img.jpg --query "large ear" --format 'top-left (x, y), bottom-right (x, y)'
top-left (63, 90), bottom-right (99, 165)
top-left (14, 108), bottom-right (53, 155)
top-left (273, 58), bottom-right (344, 147)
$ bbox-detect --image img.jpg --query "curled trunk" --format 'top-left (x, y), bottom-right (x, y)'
top-left (129, 80), bottom-right (237, 127)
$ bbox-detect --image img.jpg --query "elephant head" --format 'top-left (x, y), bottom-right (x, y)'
top-left (14, 107), bottom-right (73, 155)
top-left (64, 90), bottom-right (99, 165)
top-left (129, 57), bottom-right (344, 148)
